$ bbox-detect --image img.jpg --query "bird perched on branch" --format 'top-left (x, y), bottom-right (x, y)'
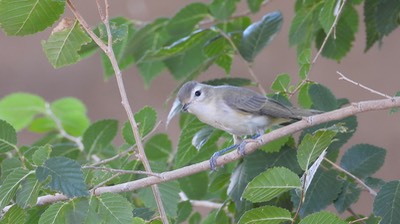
top-left (167, 81), bottom-right (320, 170)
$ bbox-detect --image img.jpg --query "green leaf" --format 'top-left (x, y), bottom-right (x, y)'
top-left (203, 77), bottom-right (252, 86)
top-left (144, 134), bottom-right (172, 162)
top-left (289, 6), bottom-right (318, 46)
top-left (209, 0), bottom-right (239, 21)
top-left (0, 205), bottom-right (27, 224)
top-left (271, 73), bottom-right (291, 93)
top-left (32, 144), bottom-right (52, 166)
top-left (309, 83), bottom-right (338, 111)
top-left (375, 0), bottom-right (400, 36)
top-left (179, 172), bottom-right (208, 200)
top-left (89, 193), bottom-right (132, 224)
top-left (122, 106), bottom-right (157, 145)
top-left (260, 135), bottom-right (291, 153)
top-left (0, 93), bottom-right (46, 131)
top-left (228, 150), bottom-right (269, 219)
top-left (176, 201), bottom-right (193, 223)
top-left (165, 35), bottom-right (215, 80)
top-left (166, 3), bottom-right (209, 38)
top-left (189, 212), bottom-right (201, 224)
top-left (0, 0), bottom-right (65, 36)
top-left (42, 20), bottom-right (92, 68)
top-left (118, 18), bottom-right (168, 85)
top-left (0, 120), bottom-right (17, 153)
top-left (174, 116), bottom-right (206, 168)
top-left (100, 17), bottom-right (136, 79)
top-left (299, 211), bottom-right (347, 224)
top-left (0, 168), bottom-right (30, 211)
top-left (239, 11), bottom-right (283, 62)
top-left (141, 29), bottom-right (214, 62)
top-left (373, 180), bottom-right (400, 224)
top-left (1, 158), bottom-right (22, 182)
top-left (319, 0), bottom-right (338, 34)
top-left (38, 198), bottom-right (89, 224)
top-left (138, 181), bottom-right (180, 217)
top-left (297, 129), bottom-right (337, 170)
top-left (364, 0), bottom-right (381, 51)
top-left (340, 144), bottom-right (386, 179)
top-left (50, 97), bottom-right (90, 136)
top-left (132, 208), bottom-right (154, 221)
top-left (292, 169), bottom-right (343, 217)
top-left (243, 167), bottom-right (301, 202)
top-left (28, 117), bottom-right (56, 133)
top-left (215, 54), bottom-right (233, 74)
top-left (334, 181), bottom-right (361, 213)
top-left (36, 157), bottom-right (88, 198)
top-left (238, 205), bottom-right (292, 224)
top-left (264, 145), bottom-right (303, 174)
top-left (315, 5), bottom-right (358, 60)
top-left (298, 83), bottom-right (313, 108)
top-left (16, 175), bottom-right (41, 209)
top-left (82, 119), bottom-right (118, 157)
top-left (247, 0), bottom-right (265, 13)
top-left (365, 177), bottom-right (386, 190)
top-left (128, 18), bottom-right (170, 60)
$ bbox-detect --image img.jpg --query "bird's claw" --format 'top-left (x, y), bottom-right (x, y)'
top-left (237, 141), bottom-right (248, 156)
top-left (209, 152), bottom-right (220, 171)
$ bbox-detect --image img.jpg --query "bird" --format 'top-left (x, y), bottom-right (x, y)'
top-left (167, 81), bottom-right (320, 170)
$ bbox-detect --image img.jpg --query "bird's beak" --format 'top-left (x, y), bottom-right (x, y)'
top-left (166, 98), bottom-right (184, 128)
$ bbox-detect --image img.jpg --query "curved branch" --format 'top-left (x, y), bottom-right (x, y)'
top-left (21, 96), bottom-right (400, 207)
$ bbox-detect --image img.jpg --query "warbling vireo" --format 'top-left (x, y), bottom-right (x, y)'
top-left (167, 81), bottom-right (320, 170)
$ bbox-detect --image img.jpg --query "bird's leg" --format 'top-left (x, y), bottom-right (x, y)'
top-left (209, 143), bottom-right (239, 170)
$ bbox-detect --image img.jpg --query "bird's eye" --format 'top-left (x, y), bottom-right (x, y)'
top-left (194, 90), bottom-right (201, 97)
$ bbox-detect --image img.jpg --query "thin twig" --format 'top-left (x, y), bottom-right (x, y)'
top-left (337, 71), bottom-right (393, 100)
top-left (67, 0), bottom-right (168, 222)
top-left (216, 29), bottom-right (267, 95)
top-left (324, 158), bottom-right (377, 196)
top-left (45, 103), bottom-right (84, 151)
top-left (5, 96), bottom-right (400, 210)
top-left (83, 166), bottom-right (162, 177)
top-left (289, 0), bottom-right (347, 98)
top-left (312, 0), bottom-right (347, 64)
top-left (292, 173), bottom-right (306, 224)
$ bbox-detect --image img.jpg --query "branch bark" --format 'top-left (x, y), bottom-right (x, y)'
top-left (27, 96), bottom-right (400, 206)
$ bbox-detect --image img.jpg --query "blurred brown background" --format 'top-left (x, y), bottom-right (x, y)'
top-left (1, 0), bottom-right (399, 217)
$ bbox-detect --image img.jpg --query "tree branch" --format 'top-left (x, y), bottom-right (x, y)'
top-left (22, 96), bottom-right (400, 207)
top-left (66, 0), bottom-right (168, 222)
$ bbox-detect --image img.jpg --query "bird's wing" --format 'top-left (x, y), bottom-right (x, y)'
top-left (260, 98), bottom-right (298, 119)
top-left (221, 86), bottom-right (297, 119)
top-left (221, 87), bottom-right (268, 112)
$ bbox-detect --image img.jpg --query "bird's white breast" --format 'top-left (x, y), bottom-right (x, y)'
top-left (188, 100), bottom-right (270, 136)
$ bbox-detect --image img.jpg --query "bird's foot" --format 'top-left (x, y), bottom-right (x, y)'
top-left (209, 144), bottom-right (238, 170)
top-left (237, 134), bottom-right (262, 156)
